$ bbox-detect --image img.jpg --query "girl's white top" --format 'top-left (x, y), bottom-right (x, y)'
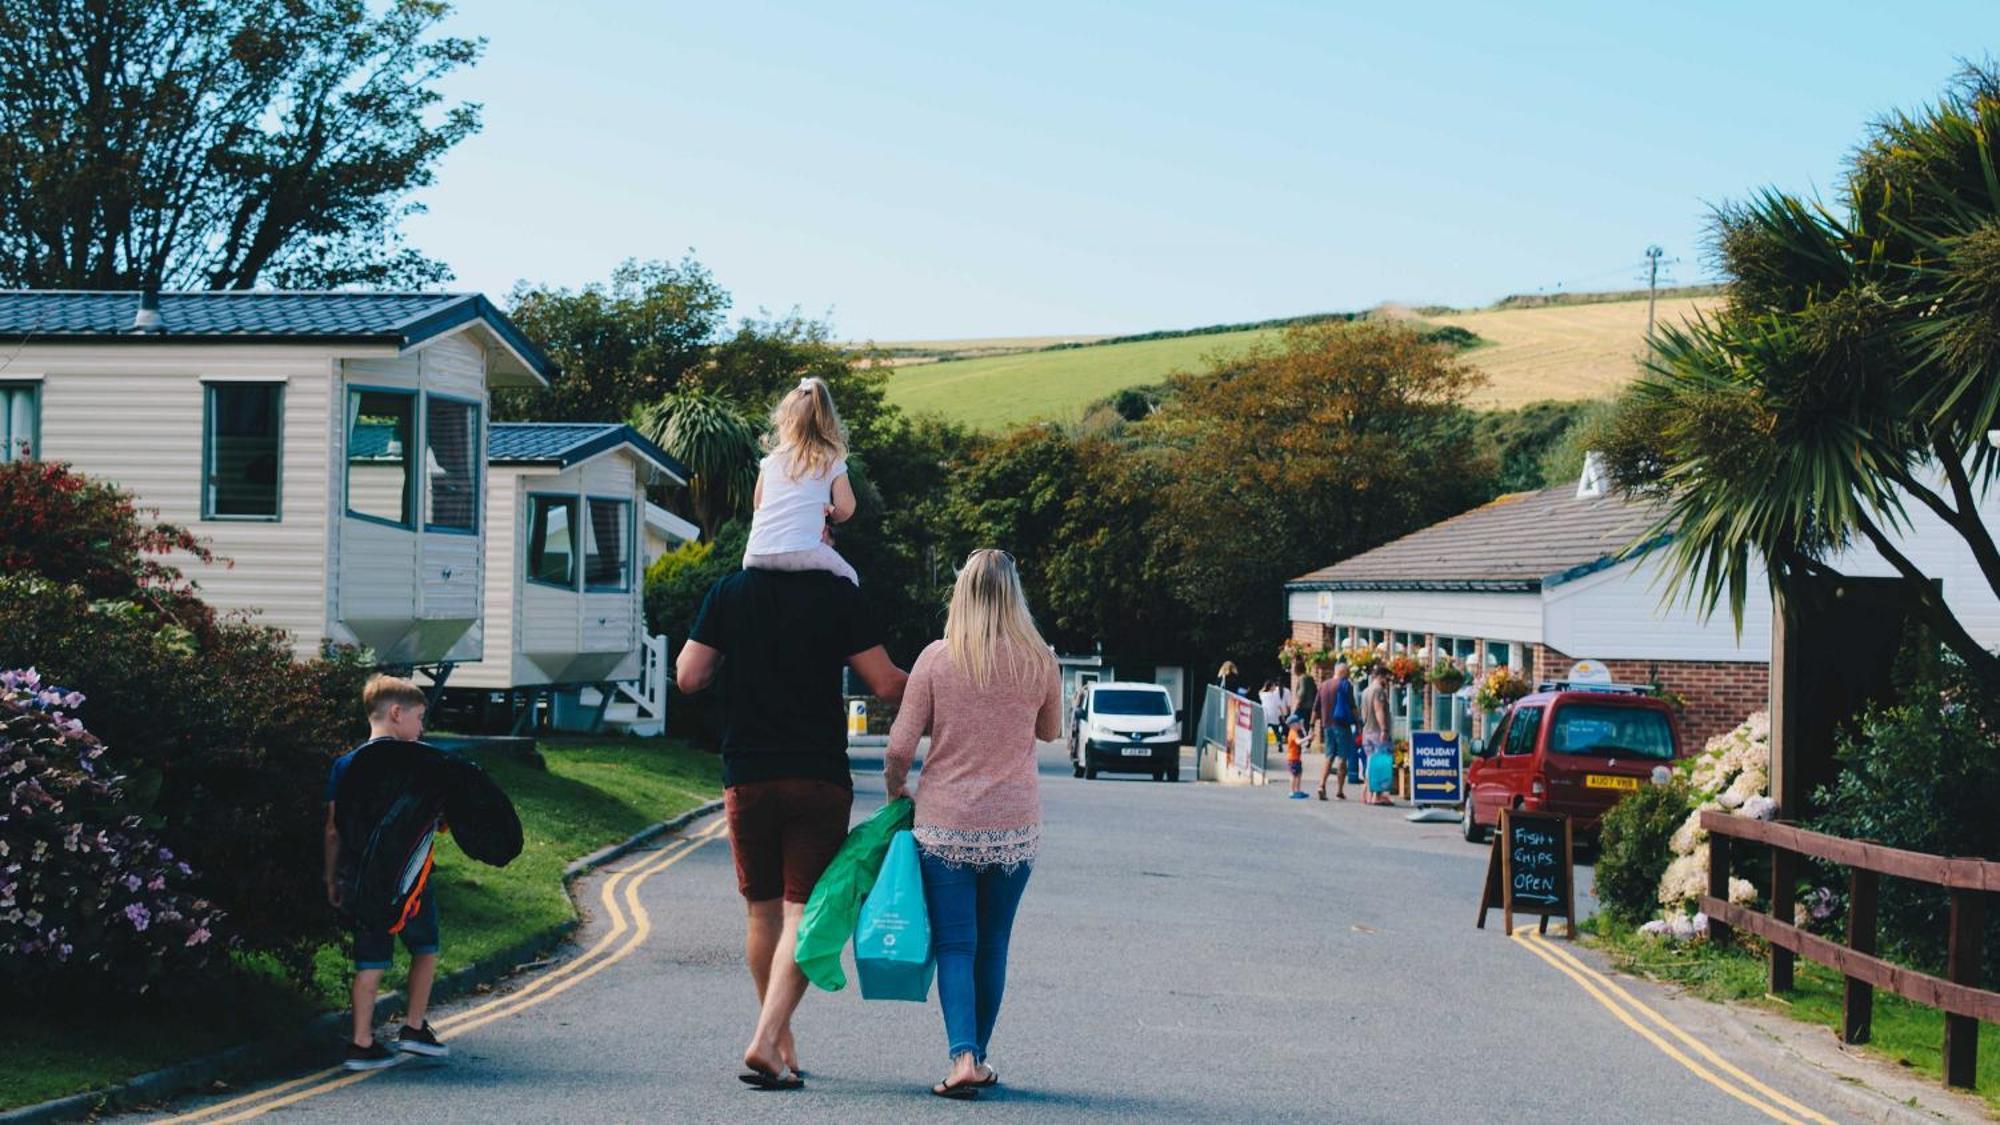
top-left (744, 449), bottom-right (848, 556)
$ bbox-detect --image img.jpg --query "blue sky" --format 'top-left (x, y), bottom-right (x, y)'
top-left (402, 1), bottom-right (1994, 340)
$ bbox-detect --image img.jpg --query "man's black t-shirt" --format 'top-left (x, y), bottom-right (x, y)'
top-left (686, 568), bottom-right (882, 788)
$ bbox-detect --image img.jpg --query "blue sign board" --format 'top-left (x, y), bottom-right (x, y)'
top-left (1409, 730), bottom-right (1463, 805)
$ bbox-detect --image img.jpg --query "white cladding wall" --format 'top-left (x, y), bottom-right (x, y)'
top-left (31, 345), bottom-right (340, 656)
top-left (451, 470), bottom-right (521, 690)
top-left (1542, 553), bottom-right (1774, 662)
top-left (1285, 587), bottom-right (1544, 643)
top-left (1825, 473), bottom-right (2000, 647)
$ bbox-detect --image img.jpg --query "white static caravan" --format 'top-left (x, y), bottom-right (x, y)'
top-left (0, 290), bottom-right (554, 667)
top-left (452, 423), bottom-right (691, 733)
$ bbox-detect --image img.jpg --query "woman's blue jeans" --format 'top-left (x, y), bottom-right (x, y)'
top-left (919, 851), bottom-right (1032, 1063)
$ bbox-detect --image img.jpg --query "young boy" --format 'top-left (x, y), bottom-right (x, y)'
top-left (1285, 717), bottom-right (1308, 799)
top-left (323, 674), bottom-right (449, 1071)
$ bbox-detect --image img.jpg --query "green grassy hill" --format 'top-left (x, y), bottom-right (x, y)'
top-left (881, 326), bottom-right (1284, 431)
top-left (880, 293), bottom-right (1722, 431)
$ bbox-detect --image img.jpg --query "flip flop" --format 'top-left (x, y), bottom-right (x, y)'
top-left (739, 1067), bottom-right (804, 1091)
top-left (932, 1078), bottom-right (980, 1100)
top-left (973, 1068), bottom-right (1000, 1088)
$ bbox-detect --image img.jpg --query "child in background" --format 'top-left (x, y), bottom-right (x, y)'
top-left (1285, 718), bottom-right (1307, 799)
top-left (323, 675), bottom-right (450, 1071)
top-left (741, 377), bottom-right (859, 584)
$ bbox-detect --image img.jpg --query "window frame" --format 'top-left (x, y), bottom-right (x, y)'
top-left (524, 493), bottom-right (581, 591)
top-left (582, 495), bottom-right (635, 593)
top-left (343, 385), bottom-right (419, 530)
top-left (0, 380), bottom-right (40, 463)
top-left (421, 391), bottom-right (483, 537)
top-left (200, 380), bottom-right (285, 522)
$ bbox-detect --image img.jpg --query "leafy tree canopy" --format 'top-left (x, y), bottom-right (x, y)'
top-left (0, 0), bottom-right (482, 290)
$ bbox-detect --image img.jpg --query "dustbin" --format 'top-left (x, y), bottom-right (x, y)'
top-left (847, 699), bottom-right (868, 737)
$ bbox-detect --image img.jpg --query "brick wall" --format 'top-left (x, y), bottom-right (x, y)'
top-left (1290, 620), bottom-right (1336, 649)
top-left (1534, 644), bottom-right (1767, 749)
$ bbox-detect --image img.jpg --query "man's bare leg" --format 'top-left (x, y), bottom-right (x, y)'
top-left (743, 900), bottom-right (810, 1077)
top-left (744, 899), bottom-right (800, 1073)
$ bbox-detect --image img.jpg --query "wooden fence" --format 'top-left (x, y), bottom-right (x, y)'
top-left (1700, 811), bottom-right (2000, 1089)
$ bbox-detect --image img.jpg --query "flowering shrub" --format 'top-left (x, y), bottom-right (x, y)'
top-left (1656, 711), bottom-right (1771, 913)
top-left (0, 461), bottom-right (372, 984)
top-left (1, 670), bottom-right (227, 996)
top-left (1473, 667), bottom-right (1529, 712)
top-left (1593, 775), bottom-right (1691, 924)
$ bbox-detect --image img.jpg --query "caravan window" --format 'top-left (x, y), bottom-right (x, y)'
top-left (0, 383), bottom-right (37, 463)
top-left (527, 495), bottom-right (578, 588)
top-left (203, 383), bottom-right (282, 519)
top-left (584, 498), bottom-right (631, 591)
top-left (346, 389), bottom-right (414, 527)
top-left (424, 395), bottom-right (479, 533)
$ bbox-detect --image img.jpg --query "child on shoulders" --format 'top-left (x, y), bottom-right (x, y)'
top-left (741, 377), bottom-right (859, 585)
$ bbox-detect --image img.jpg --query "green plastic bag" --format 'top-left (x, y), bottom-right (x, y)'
top-left (794, 797), bottom-right (914, 991)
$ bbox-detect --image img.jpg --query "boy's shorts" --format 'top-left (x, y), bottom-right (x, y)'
top-left (353, 890), bottom-right (439, 970)
top-left (1288, 758), bottom-right (1303, 777)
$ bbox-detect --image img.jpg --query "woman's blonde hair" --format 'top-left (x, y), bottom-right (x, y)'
top-left (769, 377), bottom-right (847, 480)
top-left (944, 549), bottom-right (1055, 689)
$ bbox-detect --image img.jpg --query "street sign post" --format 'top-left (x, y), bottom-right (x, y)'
top-left (1404, 730), bottom-right (1462, 823)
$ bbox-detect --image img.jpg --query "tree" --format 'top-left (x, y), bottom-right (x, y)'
top-left (0, 0), bottom-right (482, 290)
top-left (499, 258), bottom-right (731, 423)
top-left (1603, 66), bottom-right (2000, 685)
top-left (636, 386), bottom-right (758, 539)
top-left (1143, 320), bottom-right (1496, 663)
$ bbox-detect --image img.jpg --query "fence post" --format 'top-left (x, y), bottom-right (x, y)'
top-left (1769, 847), bottom-right (1795, 994)
top-left (1944, 890), bottom-right (1985, 1089)
top-left (1844, 868), bottom-right (1878, 1045)
top-left (1707, 831), bottom-right (1732, 949)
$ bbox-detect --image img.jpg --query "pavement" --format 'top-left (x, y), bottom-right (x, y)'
top-left (143, 744), bottom-right (1983, 1123)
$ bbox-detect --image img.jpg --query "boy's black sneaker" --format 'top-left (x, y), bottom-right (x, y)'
top-left (343, 1041), bottom-right (404, 1071)
top-left (394, 1021), bottom-right (449, 1058)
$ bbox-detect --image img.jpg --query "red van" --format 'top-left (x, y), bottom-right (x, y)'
top-left (1461, 683), bottom-right (1684, 843)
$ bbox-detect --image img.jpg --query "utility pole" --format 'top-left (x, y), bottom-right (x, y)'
top-left (1644, 245), bottom-right (1665, 339)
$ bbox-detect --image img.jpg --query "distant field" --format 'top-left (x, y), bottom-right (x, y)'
top-left (882, 295), bottom-right (1721, 430)
top-left (883, 327), bottom-right (1286, 430)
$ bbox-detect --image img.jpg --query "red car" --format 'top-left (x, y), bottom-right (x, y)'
top-left (1461, 682), bottom-right (1684, 843)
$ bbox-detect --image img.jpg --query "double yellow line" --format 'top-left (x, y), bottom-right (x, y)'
top-left (1512, 930), bottom-right (1836, 1125)
top-left (164, 819), bottom-right (727, 1124)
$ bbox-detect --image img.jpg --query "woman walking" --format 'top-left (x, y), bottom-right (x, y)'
top-left (884, 549), bottom-right (1061, 1100)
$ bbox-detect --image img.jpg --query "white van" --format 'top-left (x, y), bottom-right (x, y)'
top-left (1071, 681), bottom-right (1181, 782)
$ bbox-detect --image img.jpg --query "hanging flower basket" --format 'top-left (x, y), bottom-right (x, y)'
top-left (1473, 668), bottom-right (1530, 712)
top-left (1385, 654), bottom-right (1421, 686)
top-left (1425, 659), bottom-right (1467, 695)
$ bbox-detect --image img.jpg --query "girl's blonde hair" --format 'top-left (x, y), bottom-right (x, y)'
top-left (944, 549), bottom-right (1055, 689)
top-left (769, 377), bottom-right (847, 480)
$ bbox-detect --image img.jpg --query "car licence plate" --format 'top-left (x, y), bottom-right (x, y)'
top-left (1586, 774), bottom-right (1639, 791)
top-left (1121, 745), bottom-right (1153, 757)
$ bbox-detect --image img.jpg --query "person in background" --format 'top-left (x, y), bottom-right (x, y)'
top-left (1215, 660), bottom-right (1245, 696)
top-left (1360, 667), bottom-right (1394, 806)
top-left (884, 549), bottom-right (1061, 1100)
top-left (1315, 661), bottom-right (1359, 801)
top-left (1284, 718), bottom-right (1307, 799)
top-left (1258, 678), bottom-right (1290, 754)
top-left (1290, 664), bottom-right (1318, 735)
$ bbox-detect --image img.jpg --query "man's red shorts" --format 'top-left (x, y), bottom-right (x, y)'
top-left (724, 779), bottom-right (853, 903)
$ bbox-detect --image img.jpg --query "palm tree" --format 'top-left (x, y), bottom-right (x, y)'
top-left (1602, 68), bottom-right (2000, 688)
top-left (637, 387), bottom-right (760, 538)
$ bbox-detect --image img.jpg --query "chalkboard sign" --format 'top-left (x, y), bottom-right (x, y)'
top-left (1475, 808), bottom-right (1575, 939)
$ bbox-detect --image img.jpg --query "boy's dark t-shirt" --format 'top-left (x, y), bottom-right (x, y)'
top-left (687, 568), bottom-right (882, 788)
top-left (324, 735), bottom-right (397, 803)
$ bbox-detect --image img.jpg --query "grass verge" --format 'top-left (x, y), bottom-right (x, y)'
top-left (1589, 916), bottom-right (2000, 1111)
top-left (0, 737), bottom-right (723, 1112)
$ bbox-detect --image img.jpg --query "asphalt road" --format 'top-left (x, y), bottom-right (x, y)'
top-left (150, 744), bottom-right (1943, 1123)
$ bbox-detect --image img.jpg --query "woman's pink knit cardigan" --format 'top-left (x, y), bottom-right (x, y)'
top-left (884, 639), bottom-right (1062, 869)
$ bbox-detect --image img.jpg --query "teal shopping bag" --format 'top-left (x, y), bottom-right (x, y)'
top-left (854, 830), bottom-right (935, 1001)
top-left (795, 798), bottom-right (913, 992)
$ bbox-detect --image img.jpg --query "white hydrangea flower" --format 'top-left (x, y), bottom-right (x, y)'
top-left (1728, 877), bottom-right (1757, 905)
top-left (1740, 795), bottom-right (1778, 822)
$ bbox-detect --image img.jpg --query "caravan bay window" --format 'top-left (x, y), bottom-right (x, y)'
top-left (0, 382), bottom-right (37, 462)
top-left (425, 395), bottom-right (480, 533)
top-left (527, 495), bottom-right (578, 587)
top-left (584, 498), bottom-right (631, 591)
top-left (346, 389), bottom-right (415, 526)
